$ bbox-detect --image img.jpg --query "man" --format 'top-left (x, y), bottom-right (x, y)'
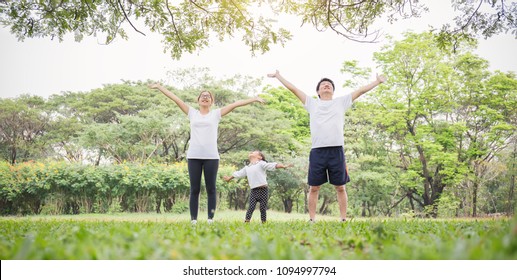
top-left (268, 70), bottom-right (386, 222)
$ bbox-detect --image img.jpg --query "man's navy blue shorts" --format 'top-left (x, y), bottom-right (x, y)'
top-left (308, 146), bottom-right (350, 186)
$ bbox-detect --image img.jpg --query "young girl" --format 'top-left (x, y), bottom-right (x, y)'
top-left (223, 151), bottom-right (292, 223)
top-left (150, 83), bottom-right (264, 224)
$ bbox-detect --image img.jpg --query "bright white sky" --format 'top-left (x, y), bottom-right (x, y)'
top-left (0, 2), bottom-right (516, 99)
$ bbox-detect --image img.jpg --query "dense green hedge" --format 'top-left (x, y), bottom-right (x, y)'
top-left (0, 161), bottom-right (239, 215)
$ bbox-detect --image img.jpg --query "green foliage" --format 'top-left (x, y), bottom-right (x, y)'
top-left (0, 161), bottom-right (192, 215)
top-left (370, 32), bottom-right (515, 217)
top-left (268, 168), bottom-right (305, 213)
top-left (261, 86), bottom-right (310, 145)
top-left (0, 0), bottom-right (292, 59)
top-left (1, 1), bottom-right (514, 57)
top-left (1, 31), bottom-right (516, 218)
top-left (0, 95), bottom-right (50, 164)
top-left (0, 214), bottom-right (514, 260)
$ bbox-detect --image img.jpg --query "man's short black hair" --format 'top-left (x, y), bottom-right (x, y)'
top-left (316, 78), bottom-right (335, 92)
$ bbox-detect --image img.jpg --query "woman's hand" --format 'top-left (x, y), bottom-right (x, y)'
top-left (267, 70), bottom-right (280, 79)
top-left (254, 97), bottom-right (266, 104)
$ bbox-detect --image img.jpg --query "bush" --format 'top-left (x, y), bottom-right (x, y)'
top-left (0, 161), bottom-right (193, 215)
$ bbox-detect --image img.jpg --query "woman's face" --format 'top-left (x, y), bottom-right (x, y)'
top-left (198, 91), bottom-right (214, 106)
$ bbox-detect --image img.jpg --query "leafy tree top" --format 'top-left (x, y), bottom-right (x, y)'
top-left (1, 1), bottom-right (515, 58)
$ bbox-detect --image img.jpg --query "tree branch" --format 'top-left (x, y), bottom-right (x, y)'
top-left (454, 0), bottom-right (483, 33)
top-left (165, 0), bottom-right (183, 49)
top-left (117, 0), bottom-right (145, 36)
top-left (189, 0), bottom-right (211, 14)
top-left (408, 191), bottom-right (425, 207)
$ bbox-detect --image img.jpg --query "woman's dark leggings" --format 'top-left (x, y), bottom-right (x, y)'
top-left (188, 159), bottom-right (219, 220)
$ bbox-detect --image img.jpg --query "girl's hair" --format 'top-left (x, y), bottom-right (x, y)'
top-left (257, 151), bottom-right (267, 162)
top-left (197, 90), bottom-right (215, 104)
top-left (245, 150), bottom-right (267, 165)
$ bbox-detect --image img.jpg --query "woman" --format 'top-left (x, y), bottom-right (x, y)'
top-left (149, 83), bottom-right (264, 224)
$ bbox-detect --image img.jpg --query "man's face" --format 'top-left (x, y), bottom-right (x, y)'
top-left (318, 81), bottom-right (334, 97)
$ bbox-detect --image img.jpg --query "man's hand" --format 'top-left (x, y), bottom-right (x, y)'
top-left (376, 74), bottom-right (387, 84)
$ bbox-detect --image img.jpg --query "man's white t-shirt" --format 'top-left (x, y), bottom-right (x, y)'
top-left (232, 161), bottom-right (278, 189)
top-left (303, 94), bottom-right (353, 149)
top-left (186, 107), bottom-right (221, 159)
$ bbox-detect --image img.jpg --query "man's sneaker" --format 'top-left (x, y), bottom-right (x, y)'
top-left (191, 220), bottom-right (197, 225)
top-left (207, 219), bottom-right (214, 224)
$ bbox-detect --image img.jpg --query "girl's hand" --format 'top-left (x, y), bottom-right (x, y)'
top-left (223, 176), bottom-right (232, 182)
top-left (255, 97), bottom-right (266, 104)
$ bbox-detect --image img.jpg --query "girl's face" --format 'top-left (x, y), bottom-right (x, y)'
top-left (198, 91), bottom-right (214, 106)
top-left (248, 151), bottom-right (263, 161)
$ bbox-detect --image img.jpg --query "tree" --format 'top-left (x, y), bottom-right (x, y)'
top-left (373, 32), bottom-right (470, 217)
top-left (436, 0), bottom-right (517, 50)
top-left (268, 157), bottom-right (306, 213)
top-left (345, 101), bottom-right (403, 217)
top-left (261, 86), bottom-right (310, 145)
top-left (371, 32), bottom-right (516, 217)
top-left (1, 1), bottom-right (514, 58)
top-left (0, 0), bottom-right (291, 59)
top-left (453, 56), bottom-right (517, 216)
top-left (46, 92), bottom-right (86, 162)
top-left (0, 95), bottom-right (50, 164)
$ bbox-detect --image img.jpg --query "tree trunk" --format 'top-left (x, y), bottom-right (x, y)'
top-left (155, 198), bottom-right (162, 213)
top-left (10, 146), bottom-right (16, 165)
top-left (95, 148), bottom-right (102, 166)
top-left (472, 180), bottom-right (478, 217)
top-left (283, 198), bottom-right (293, 213)
top-left (304, 185), bottom-right (309, 213)
top-left (472, 161), bottom-right (480, 217)
top-left (508, 143), bottom-right (516, 215)
top-left (319, 196), bottom-right (329, 214)
top-left (233, 188), bottom-right (247, 210)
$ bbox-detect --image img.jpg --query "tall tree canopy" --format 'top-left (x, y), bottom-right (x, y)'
top-left (1, 1), bottom-right (515, 58)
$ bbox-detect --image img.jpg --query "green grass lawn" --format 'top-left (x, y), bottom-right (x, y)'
top-left (1, 211), bottom-right (516, 260)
